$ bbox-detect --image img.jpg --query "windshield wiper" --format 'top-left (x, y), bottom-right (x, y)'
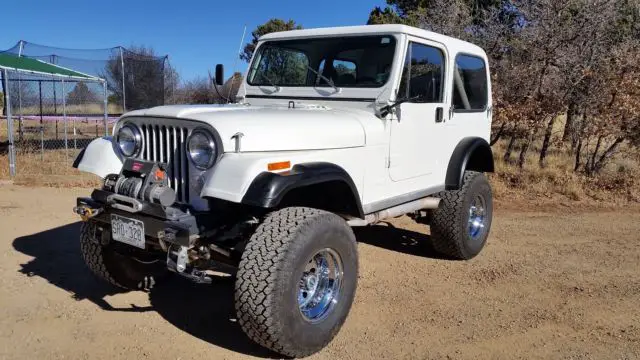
top-left (259, 73), bottom-right (281, 92)
top-left (307, 65), bottom-right (340, 92)
top-left (379, 95), bottom-right (420, 117)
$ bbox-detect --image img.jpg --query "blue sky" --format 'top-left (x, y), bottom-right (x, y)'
top-left (0, 0), bottom-right (385, 82)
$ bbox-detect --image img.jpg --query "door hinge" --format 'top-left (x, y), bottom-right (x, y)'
top-left (386, 157), bottom-right (391, 168)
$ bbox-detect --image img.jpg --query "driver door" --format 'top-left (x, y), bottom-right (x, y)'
top-left (388, 39), bottom-right (448, 182)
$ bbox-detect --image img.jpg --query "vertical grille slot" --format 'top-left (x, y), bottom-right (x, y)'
top-left (180, 127), bottom-right (189, 202)
top-left (136, 122), bottom-right (189, 203)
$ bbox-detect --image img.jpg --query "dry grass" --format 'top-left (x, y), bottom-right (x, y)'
top-left (1, 118), bottom-right (113, 143)
top-left (0, 148), bottom-right (101, 187)
top-left (489, 114), bottom-right (640, 205)
top-left (490, 140), bottom-right (640, 205)
top-left (11, 103), bottom-right (122, 116)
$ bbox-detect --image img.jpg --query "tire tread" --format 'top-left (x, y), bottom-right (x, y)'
top-left (79, 222), bottom-right (126, 288)
top-left (235, 207), bottom-right (348, 358)
top-left (431, 171), bottom-right (488, 259)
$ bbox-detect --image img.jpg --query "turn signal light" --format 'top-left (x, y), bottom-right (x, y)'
top-left (155, 169), bottom-right (166, 180)
top-left (268, 161), bottom-right (291, 171)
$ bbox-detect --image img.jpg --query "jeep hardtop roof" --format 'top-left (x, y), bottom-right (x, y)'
top-left (259, 24), bottom-right (486, 59)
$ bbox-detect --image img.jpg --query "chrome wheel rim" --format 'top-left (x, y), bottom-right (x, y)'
top-left (298, 248), bottom-right (343, 323)
top-left (468, 194), bottom-right (487, 241)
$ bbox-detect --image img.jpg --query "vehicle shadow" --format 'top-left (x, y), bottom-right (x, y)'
top-left (353, 222), bottom-right (449, 260)
top-left (12, 222), bottom-right (278, 359)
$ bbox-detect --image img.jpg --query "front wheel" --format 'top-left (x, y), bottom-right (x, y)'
top-left (430, 171), bottom-right (493, 260)
top-left (79, 222), bottom-right (168, 290)
top-left (235, 207), bottom-right (358, 358)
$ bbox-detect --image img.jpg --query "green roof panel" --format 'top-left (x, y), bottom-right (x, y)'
top-left (0, 52), bottom-right (99, 80)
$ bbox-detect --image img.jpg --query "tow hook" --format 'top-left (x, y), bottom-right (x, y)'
top-left (73, 205), bottom-right (103, 222)
top-left (166, 244), bottom-right (212, 284)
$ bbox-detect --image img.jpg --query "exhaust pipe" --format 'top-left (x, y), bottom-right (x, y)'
top-left (348, 197), bottom-right (440, 227)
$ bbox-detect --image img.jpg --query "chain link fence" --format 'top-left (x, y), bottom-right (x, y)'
top-left (1, 42), bottom-right (169, 185)
top-left (1, 71), bottom-right (115, 185)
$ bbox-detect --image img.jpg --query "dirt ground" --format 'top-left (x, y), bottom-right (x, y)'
top-left (0, 184), bottom-right (639, 360)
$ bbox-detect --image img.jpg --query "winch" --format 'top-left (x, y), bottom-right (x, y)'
top-left (103, 159), bottom-right (177, 207)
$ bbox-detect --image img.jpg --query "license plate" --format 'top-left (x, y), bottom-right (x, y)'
top-left (111, 214), bottom-right (146, 249)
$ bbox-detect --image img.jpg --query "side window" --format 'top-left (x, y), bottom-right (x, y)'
top-left (452, 55), bottom-right (488, 111)
top-left (399, 42), bottom-right (445, 103)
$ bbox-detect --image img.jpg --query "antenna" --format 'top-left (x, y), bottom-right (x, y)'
top-left (226, 24), bottom-right (247, 103)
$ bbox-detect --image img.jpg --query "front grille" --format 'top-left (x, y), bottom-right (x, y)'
top-left (137, 122), bottom-right (190, 203)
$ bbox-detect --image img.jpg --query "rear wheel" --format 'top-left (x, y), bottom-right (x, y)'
top-left (79, 222), bottom-right (168, 290)
top-left (235, 207), bottom-right (358, 358)
top-left (431, 171), bottom-right (493, 260)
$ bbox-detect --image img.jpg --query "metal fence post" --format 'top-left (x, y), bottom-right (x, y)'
top-left (73, 117), bottom-right (77, 149)
top-left (3, 69), bottom-right (16, 177)
top-left (62, 79), bottom-right (68, 155)
top-left (38, 80), bottom-right (44, 160)
top-left (120, 46), bottom-right (126, 113)
top-left (17, 72), bottom-right (23, 141)
top-left (40, 126), bottom-right (44, 161)
top-left (103, 81), bottom-right (108, 136)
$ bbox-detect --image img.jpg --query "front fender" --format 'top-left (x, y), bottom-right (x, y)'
top-left (73, 137), bottom-right (123, 178)
top-left (199, 149), bottom-right (366, 208)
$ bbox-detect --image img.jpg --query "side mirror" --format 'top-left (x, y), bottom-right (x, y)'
top-left (215, 64), bottom-right (224, 86)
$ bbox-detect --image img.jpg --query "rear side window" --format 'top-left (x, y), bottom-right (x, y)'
top-left (452, 55), bottom-right (488, 111)
top-left (399, 42), bottom-right (445, 103)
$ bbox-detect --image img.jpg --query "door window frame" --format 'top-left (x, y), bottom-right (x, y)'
top-left (396, 37), bottom-right (448, 105)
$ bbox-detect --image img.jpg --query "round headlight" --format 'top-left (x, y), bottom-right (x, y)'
top-left (116, 124), bottom-right (141, 157)
top-left (187, 129), bottom-right (216, 170)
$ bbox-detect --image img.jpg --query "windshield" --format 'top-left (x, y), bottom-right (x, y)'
top-left (247, 35), bottom-right (397, 88)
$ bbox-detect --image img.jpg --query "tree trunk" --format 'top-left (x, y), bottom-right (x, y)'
top-left (518, 136), bottom-right (531, 169)
top-left (574, 137), bottom-right (583, 172)
top-left (562, 102), bottom-right (577, 142)
top-left (570, 111), bottom-right (584, 154)
top-left (570, 131), bottom-right (579, 153)
top-left (490, 122), bottom-right (506, 146)
top-left (504, 134), bottom-right (517, 163)
top-left (587, 136), bottom-right (603, 175)
top-left (592, 137), bottom-right (624, 174)
top-left (539, 116), bottom-right (555, 168)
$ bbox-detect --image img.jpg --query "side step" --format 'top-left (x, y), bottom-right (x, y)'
top-left (348, 197), bottom-right (440, 227)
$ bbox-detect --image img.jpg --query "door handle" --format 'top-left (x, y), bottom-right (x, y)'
top-left (435, 107), bottom-right (444, 123)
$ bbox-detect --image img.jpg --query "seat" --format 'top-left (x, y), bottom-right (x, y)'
top-left (337, 73), bottom-right (356, 86)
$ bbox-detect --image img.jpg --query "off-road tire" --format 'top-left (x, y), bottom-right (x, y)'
top-left (431, 171), bottom-right (493, 260)
top-left (79, 222), bottom-right (168, 291)
top-left (235, 207), bottom-right (358, 358)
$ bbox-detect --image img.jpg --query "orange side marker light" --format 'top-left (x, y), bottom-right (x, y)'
top-left (268, 161), bottom-right (291, 172)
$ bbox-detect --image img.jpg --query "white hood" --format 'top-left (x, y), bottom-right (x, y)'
top-left (123, 104), bottom-right (368, 153)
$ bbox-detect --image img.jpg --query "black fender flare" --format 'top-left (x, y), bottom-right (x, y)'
top-left (445, 137), bottom-right (494, 190)
top-left (241, 162), bottom-right (364, 219)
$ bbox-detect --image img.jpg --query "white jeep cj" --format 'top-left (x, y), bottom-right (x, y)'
top-left (73, 24), bottom-right (494, 358)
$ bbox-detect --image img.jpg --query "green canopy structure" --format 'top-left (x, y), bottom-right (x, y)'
top-left (1, 52), bottom-right (107, 177)
top-left (0, 52), bottom-right (102, 81)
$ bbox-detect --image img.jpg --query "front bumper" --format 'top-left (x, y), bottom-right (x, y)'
top-left (76, 189), bottom-right (199, 248)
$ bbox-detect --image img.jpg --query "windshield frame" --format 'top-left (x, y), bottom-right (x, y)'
top-left (246, 34), bottom-right (399, 89)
